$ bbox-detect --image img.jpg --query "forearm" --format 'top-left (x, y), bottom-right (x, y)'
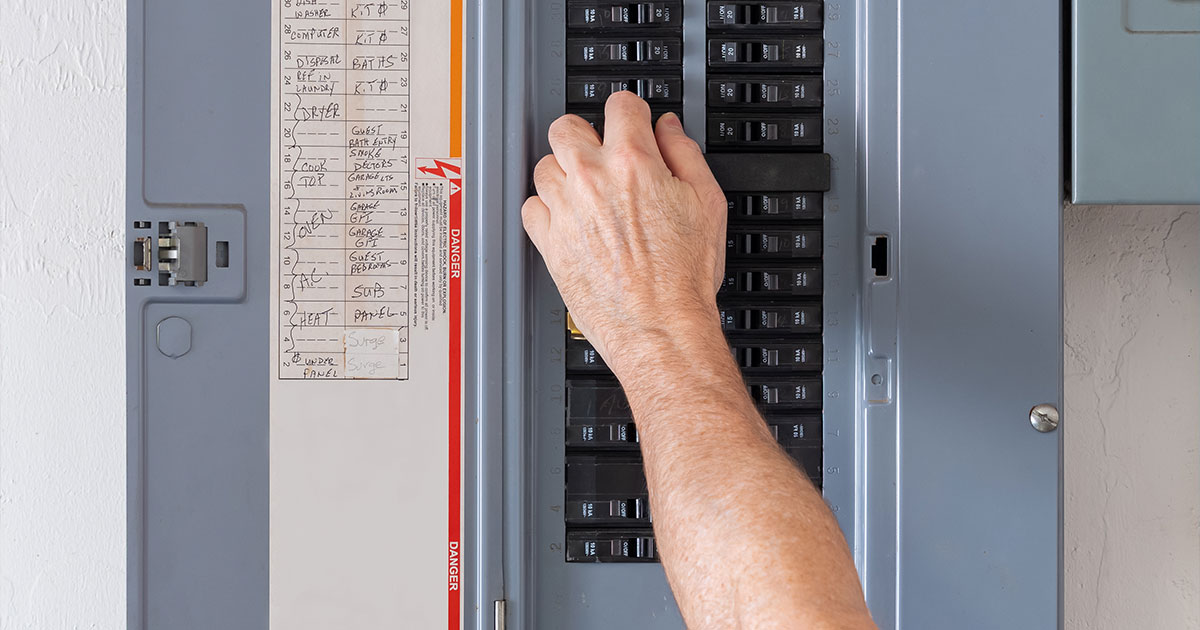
top-left (610, 313), bottom-right (875, 630)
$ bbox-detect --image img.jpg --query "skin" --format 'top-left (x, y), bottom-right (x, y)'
top-left (523, 92), bottom-right (876, 630)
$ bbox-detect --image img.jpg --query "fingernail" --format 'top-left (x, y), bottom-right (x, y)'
top-left (659, 112), bottom-right (682, 130)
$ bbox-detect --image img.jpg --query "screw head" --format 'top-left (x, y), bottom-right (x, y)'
top-left (1029, 403), bottom-right (1059, 433)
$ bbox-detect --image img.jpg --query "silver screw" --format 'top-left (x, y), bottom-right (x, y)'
top-left (1029, 404), bottom-right (1060, 433)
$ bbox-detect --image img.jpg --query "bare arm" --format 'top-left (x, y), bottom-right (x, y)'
top-left (523, 92), bottom-right (875, 630)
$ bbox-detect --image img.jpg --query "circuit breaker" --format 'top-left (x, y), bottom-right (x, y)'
top-left (127, 1), bottom-right (1063, 629)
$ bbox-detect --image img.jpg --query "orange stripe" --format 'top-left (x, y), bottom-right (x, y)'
top-left (450, 0), bottom-right (463, 158)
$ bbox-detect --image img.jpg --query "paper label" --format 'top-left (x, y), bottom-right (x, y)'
top-left (270, 0), bottom-right (463, 627)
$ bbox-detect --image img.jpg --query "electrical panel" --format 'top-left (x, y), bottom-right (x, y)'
top-left (128, 0), bottom-right (1064, 628)
top-left (1072, 0), bottom-right (1200, 204)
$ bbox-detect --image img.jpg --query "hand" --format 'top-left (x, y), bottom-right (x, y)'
top-left (522, 92), bottom-right (728, 376)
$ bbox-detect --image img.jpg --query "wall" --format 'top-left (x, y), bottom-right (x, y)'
top-left (0, 4), bottom-right (1197, 628)
top-left (0, 1), bottom-right (127, 628)
top-left (1064, 205), bottom-right (1200, 630)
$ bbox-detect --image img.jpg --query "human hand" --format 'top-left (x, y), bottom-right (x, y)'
top-left (521, 92), bottom-right (728, 377)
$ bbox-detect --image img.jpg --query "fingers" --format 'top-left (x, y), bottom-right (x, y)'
top-left (547, 114), bottom-right (602, 171)
top-left (654, 112), bottom-right (724, 207)
top-left (521, 195), bottom-right (551, 251)
top-left (602, 91), bottom-right (664, 160)
top-left (532, 153), bottom-right (567, 204)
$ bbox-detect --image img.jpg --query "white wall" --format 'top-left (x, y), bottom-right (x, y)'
top-left (0, 4), bottom-right (1197, 628)
top-left (0, 1), bottom-right (127, 628)
top-left (1064, 205), bottom-right (1200, 629)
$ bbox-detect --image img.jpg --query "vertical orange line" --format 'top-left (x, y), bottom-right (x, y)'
top-left (450, 0), bottom-right (463, 158)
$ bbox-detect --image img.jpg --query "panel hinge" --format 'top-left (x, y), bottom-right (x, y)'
top-left (494, 599), bottom-right (506, 630)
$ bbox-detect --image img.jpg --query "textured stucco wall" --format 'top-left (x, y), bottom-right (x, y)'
top-left (1064, 205), bottom-right (1200, 630)
top-left (0, 1), bottom-right (127, 628)
top-left (0, 3), bottom-right (1198, 628)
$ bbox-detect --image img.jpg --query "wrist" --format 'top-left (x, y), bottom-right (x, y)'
top-left (599, 306), bottom-right (746, 402)
top-left (600, 305), bottom-right (722, 373)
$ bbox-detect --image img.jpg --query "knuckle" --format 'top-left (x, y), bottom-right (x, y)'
top-left (532, 156), bottom-right (558, 187)
top-left (521, 198), bottom-right (550, 238)
top-left (674, 134), bottom-right (702, 154)
top-left (705, 187), bottom-right (728, 214)
top-left (548, 114), bottom-right (587, 141)
top-left (571, 162), bottom-right (606, 192)
top-left (533, 153), bottom-right (556, 174)
top-left (609, 142), bottom-right (653, 166)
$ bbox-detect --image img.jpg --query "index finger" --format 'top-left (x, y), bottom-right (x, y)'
top-left (601, 91), bottom-right (665, 160)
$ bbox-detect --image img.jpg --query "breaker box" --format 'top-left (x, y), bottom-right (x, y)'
top-left (127, 1), bottom-right (1063, 629)
top-left (1072, 0), bottom-right (1200, 204)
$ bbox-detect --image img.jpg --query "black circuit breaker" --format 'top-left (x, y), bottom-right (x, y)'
top-left (562, 0), bottom-right (828, 563)
top-left (566, 1), bottom-right (684, 131)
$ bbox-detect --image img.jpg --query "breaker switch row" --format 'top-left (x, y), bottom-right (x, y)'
top-left (721, 266), bottom-right (822, 296)
top-left (735, 342), bottom-right (822, 369)
top-left (709, 115), bottom-right (821, 147)
top-left (567, 339), bottom-right (821, 372)
top-left (566, 497), bottom-right (650, 523)
top-left (567, 377), bottom-right (821, 421)
top-left (749, 376), bottom-right (822, 408)
top-left (568, 2), bottom-right (682, 28)
top-left (727, 229), bottom-right (822, 257)
top-left (568, 38), bottom-right (681, 66)
top-left (708, 1), bottom-right (822, 28)
top-left (719, 304), bottom-right (821, 334)
top-left (566, 409), bottom-right (820, 451)
top-left (709, 76), bottom-right (822, 108)
top-left (728, 191), bottom-right (822, 220)
top-left (709, 38), bottom-right (821, 68)
top-left (567, 530), bottom-right (658, 562)
top-left (569, 76), bottom-right (682, 104)
top-left (567, 419), bottom-right (640, 448)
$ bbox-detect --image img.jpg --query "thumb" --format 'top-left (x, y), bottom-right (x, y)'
top-left (521, 195), bottom-right (552, 253)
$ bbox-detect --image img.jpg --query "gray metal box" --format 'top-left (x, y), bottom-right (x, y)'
top-left (128, 1), bottom-right (1063, 628)
top-left (1072, 0), bottom-right (1200, 204)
